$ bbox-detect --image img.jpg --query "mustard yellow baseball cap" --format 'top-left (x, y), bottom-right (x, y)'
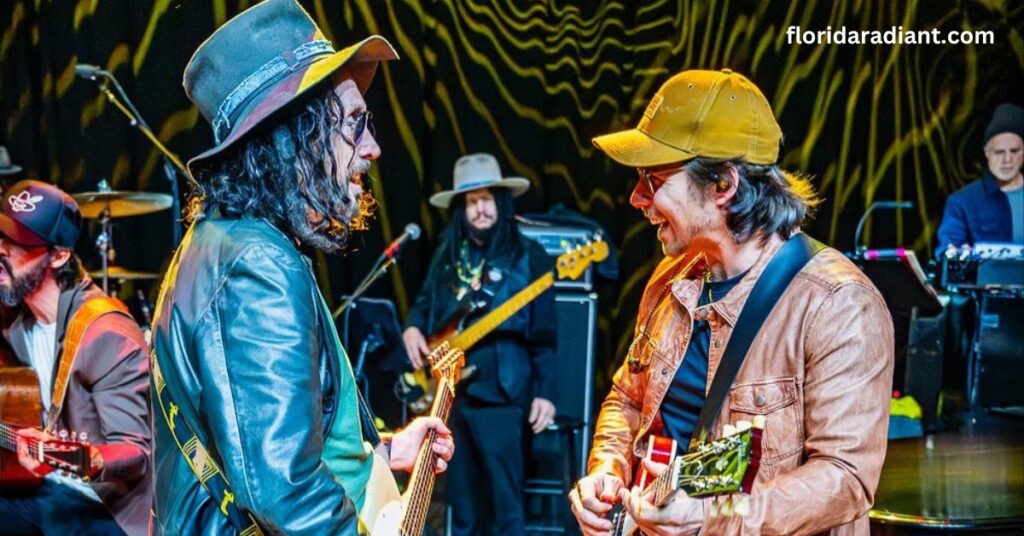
top-left (593, 69), bottom-right (782, 167)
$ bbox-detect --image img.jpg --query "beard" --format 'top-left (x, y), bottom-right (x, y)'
top-left (291, 161), bottom-right (378, 254)
top-left (0, 256), bottom-right (49, 307)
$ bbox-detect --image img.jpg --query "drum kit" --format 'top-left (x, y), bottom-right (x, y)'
top-left (71, 179), bottom-right (171, 295)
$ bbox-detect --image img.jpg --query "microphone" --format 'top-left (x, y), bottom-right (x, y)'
top-left (382, 223), bottom-right (421, 260)
top-left (74, 64), bottom-right (108, 80)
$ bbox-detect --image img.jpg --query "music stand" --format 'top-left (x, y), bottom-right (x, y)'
top-left (858, 249), bottom-right (942, 314)
top-left (336, 296), bottom-right (409, 427)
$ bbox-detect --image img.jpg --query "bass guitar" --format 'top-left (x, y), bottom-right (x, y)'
top-left (401, 237), bottom-right (609, 413)
top-left (611, 417), bottom-right (765, 536)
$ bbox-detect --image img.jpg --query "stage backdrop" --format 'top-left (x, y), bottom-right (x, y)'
top-left (2, 0), bottom-right (1022, 396)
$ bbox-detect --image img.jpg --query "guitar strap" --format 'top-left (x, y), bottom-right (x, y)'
top-left (46, 296), bottom-right (131, 433)
top-left (150, 351), bottom-right (264, 536)
top-left (689, 233), bottom-right (825, 449)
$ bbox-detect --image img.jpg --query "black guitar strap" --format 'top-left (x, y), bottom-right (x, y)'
top-left (689, 234), bottom-right (825, 449)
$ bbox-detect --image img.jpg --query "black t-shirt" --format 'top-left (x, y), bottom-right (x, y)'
top-left (659, 270), bottom-right (746, 449)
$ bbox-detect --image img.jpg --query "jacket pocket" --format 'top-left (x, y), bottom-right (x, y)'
top-left (728, 377), bottom-right (802, 464)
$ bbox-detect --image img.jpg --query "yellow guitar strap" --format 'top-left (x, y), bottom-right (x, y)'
top-left (46, 296), bottom-right (130, 433)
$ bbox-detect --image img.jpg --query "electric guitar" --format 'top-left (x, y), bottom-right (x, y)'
top-left (0, 365), bottom-right (91, 487)
top-left (401, 237), bottom-right (609, 413)
top-left (611, 417), bottom-right (765, 536)
top-left (370, 342), bottom-right (465, 535)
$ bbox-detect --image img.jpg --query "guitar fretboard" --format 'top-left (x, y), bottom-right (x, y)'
top-left (449, 272), bottom-right (555, 350)
top-left (400, 375), bottom-right (456, 535)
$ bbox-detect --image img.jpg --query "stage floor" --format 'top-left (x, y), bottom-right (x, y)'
top-left (871, 412), bottom-right (1024, 533)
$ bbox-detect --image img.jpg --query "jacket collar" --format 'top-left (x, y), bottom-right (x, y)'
top-left (670, 233), bottom-right (788, 326)
top-left (981, 170), bottom-right (1003, 195)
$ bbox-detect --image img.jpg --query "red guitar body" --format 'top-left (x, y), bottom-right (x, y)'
top-left (635, 435), bottom-right (678, 490)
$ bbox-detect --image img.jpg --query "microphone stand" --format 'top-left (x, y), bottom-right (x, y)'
top-left (852, 201), bottom-right (911, 257)
top-left (334, 254), bottom-right (401, 354)
top-left (92, 74), bottom-right (192, 246)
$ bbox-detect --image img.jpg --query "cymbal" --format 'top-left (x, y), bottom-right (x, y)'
top-left (72, 191), bottom-right (173, 218)
top-left (88, 266), bottom-right (161, 281)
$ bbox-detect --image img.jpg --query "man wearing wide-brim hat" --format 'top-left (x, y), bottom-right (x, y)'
top-left (403, 152), bottom-right (558, 535)
top-left (569, 69), bottom-right (893, 535)
top-left (150, 1), bottom-right (452, 534)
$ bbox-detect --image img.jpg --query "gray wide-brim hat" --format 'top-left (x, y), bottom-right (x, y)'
top-left (0, 146), bottom-right (22, 176)
top-left (429, 153), bottom-right (530, 209)
top-left (183, 0), bottom-right (399, 175)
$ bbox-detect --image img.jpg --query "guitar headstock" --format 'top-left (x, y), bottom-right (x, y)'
top-left (43, 430), bottom-right (91, 479)
top-left (426, 342), bottom-right (465, 386)
top-left (674, 417), bottom-right (764, 500)
top-left (555, 235), bottom-right (609, 281)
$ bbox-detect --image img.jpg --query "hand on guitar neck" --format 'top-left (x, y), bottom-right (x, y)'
top-left (387, 416), bottom-right (453, 474)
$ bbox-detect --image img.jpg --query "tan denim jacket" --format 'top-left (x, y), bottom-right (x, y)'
top-left (589, 234), bottom-right (894, 535)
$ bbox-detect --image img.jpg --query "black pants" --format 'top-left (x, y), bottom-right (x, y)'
top-left (447, 397), bottom-right (527, 536)
top-left (0, 479), bottom-right (124, 535)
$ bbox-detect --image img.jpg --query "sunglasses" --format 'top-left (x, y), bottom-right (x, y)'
top-left (636, 163), bottom-right (685, 193)
top-left (342, 110), bottom-right (375, 145)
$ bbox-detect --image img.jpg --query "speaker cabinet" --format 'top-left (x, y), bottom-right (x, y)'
top-left (529, 293), bottom-right (596, 480)
top-left (904, 310), bottom-right (944, 430)
top-left (973, 295), bottom-right (1024, 409)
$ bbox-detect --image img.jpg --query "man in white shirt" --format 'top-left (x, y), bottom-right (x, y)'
top-left (0, 180), bottom-right (151, 536)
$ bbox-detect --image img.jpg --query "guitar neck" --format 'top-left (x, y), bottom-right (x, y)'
top-left (399, 377), bottom-right (457, 536)
top-left (449, 271), bottom-right (555, 350)
top-left (0, 422), bottom-right (20, 454)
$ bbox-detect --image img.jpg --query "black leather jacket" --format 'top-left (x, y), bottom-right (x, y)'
top-left (150, 218), bottom-right (364, 535)
top-left (405, 231), bottom-right (557, 404)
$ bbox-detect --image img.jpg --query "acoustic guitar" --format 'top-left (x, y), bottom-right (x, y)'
top-left (610, 417), bottom-right (765, 536)
top-left (0, 362), bottom-right (91, 488)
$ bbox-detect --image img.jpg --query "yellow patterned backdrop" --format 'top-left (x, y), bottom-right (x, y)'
top-left (2, 0), bottom-right (1022, 392)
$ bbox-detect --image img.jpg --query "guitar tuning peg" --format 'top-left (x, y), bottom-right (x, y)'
top-left (720, 496), bottom-right (735, 516)
top-left (753, 415), bottom-right (766, 430)
top-left (735, 495), bottom-right (751, 516)
top-left (722, 424), bottom-right (737, 437)
top-left (735, 420), bottom-right (752, 432)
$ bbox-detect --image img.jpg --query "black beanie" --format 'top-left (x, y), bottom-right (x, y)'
top-left (984, 103), bottom-right (1024, 145)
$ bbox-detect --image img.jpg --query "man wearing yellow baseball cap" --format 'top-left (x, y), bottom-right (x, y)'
top-left (570, 69), bottom-right (894, 535)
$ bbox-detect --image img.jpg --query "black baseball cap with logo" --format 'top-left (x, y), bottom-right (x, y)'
top-left (0, 180), bottom-right (82, 248)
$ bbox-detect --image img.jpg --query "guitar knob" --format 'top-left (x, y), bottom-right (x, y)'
top-left (59, 430), bottom-right (69, 441)
top-left (71, 431), bottom-right (78, 441)
top-left (79, 431), bottom-right (89, 443)
top-left (735, 495), bottom-right (751, 516)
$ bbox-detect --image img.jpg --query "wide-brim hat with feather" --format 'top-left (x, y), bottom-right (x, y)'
top-left (429, 153), bottom-right (530, 209)
top-left (183, 0), bottom-right (398, 175)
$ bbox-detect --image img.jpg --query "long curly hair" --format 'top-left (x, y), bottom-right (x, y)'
top-left (187, 83), bottom-right (377, 253)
